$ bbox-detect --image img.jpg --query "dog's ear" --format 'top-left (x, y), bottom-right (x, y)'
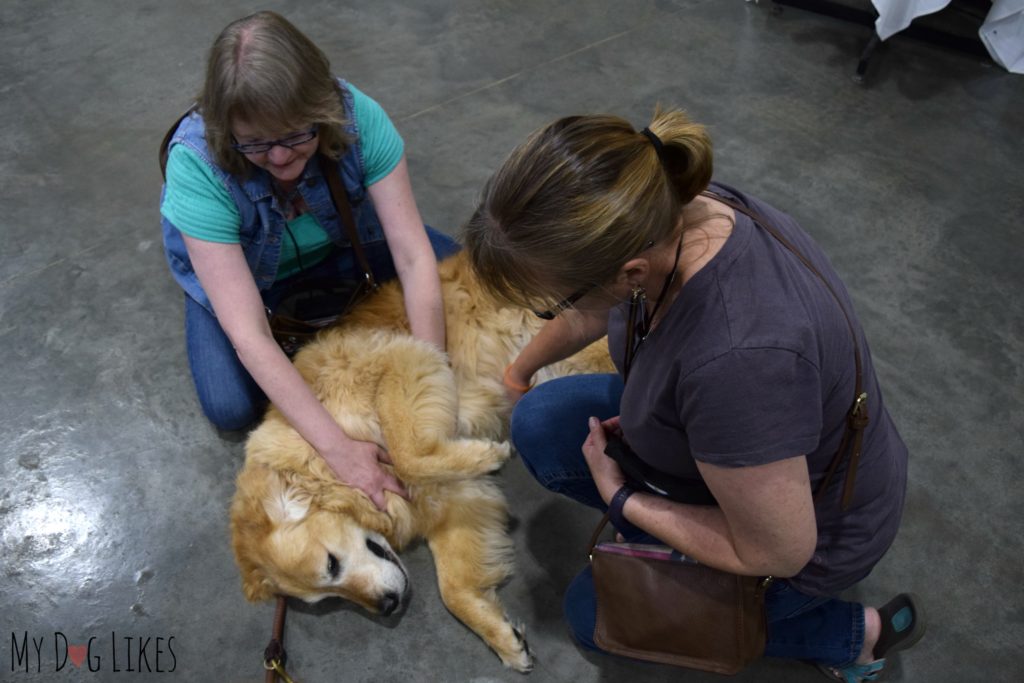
top-left (230, 464), bottom-right (298, 602)
top-left (240, 567), bottom-right (277, 602)
top-left (264, 473), bottom-right (312, 524)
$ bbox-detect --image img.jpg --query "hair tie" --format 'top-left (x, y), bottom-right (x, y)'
top-left (640, 127), bottom-right (667, 164)
top-left (503, 364), bottom-right (534, 394)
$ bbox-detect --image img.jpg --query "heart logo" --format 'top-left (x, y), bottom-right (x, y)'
top-left (68, 645), bottom-right (87, 668)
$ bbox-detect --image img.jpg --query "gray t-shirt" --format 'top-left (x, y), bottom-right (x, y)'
top-left (607, 182), bottom-right (908, 596)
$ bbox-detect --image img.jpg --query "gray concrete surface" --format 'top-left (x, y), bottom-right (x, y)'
top-left (2, 1), bottom-right (1021, 681)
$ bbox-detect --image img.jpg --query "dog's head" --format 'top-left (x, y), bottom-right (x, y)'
top-left (230, 464), bottom-right (409, 615)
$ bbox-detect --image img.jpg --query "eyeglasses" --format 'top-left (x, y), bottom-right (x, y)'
top-left (533, 284), bottom-right (595, 320)
top-left (231, 127), bottom-right (318, 155)
top-left (532, 239), bottom-right (657, 320)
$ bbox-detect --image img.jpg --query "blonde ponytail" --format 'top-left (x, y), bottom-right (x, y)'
top-left (464, 108), bottom-right (715, 310)
top-left (645, 105), bottom-right (714, 205)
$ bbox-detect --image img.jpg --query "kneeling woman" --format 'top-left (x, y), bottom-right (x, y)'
top-left (464, 111), bottom-right (924, 681)
top-left (159, 12), bottom-right (459, 510)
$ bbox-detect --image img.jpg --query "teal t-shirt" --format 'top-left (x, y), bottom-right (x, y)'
top-left (160, 82), bottom-right (404, 279)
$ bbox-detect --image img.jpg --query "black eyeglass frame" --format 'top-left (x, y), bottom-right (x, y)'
top-left (231, 127), bottom-right (318, 155)
top-left (531, 239), bottom-right (657, 320)
top-left (533, 284), bottom-right (596, 320)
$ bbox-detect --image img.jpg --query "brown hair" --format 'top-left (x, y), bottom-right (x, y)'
top-left (198, 11), bottom-right (352, 176)
top-left (464, 108), bottom-right (713, 310)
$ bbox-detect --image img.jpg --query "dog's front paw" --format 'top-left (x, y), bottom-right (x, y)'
top-left (499, 624), bottom-right (534, 674)
top-left (460, 439), bottom-right (512, 476)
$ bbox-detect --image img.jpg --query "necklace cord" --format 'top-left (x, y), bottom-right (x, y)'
top-left (623, 233), bottom-right (685, 383)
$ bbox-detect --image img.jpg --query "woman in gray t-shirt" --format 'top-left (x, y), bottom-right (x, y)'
top-left (464, 111), bottom-right (925, 682)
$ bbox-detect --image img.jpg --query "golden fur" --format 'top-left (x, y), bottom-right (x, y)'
top-left (230, 251), bottom-right (613, 672)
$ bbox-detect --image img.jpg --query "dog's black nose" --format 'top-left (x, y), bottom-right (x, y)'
top-left (378, 591), bottom-right (401, 616)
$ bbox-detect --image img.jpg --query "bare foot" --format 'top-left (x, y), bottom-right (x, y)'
top-left (857, 606), bottom-right (881, 664)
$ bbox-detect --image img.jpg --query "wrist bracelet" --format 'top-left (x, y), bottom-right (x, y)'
top-left (503, 364), bottom-right (534, 393)
top-left (608, 484), bottom-right (636, 534)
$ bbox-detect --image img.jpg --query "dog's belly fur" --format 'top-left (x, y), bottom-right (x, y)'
top-left (231, 252), bottom-right (613, 672)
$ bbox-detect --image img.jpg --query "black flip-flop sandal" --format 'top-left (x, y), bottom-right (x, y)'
top-left (873, 592), bottom-right (927, 659)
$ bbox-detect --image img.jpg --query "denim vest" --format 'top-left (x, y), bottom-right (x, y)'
top-left (160, 79), bottom-right (385, 314)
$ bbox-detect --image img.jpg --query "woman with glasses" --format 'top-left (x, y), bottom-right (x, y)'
top-left (463, 111), bottom-right (924, 682)
top-left (159, 11), bottom-right (459, 510)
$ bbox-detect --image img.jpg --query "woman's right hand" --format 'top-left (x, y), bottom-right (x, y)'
top-left (502, 363), bottom-right (534, 407)
top-left (503, 385), bottom-right (527, 406)
top-left (319, 438), bottom-right (409, 512)
top-left (502, 311), bottom-right (611, 407)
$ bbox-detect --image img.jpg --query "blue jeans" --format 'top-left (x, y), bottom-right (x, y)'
top-left (511, 374), bottom-right (865, 668)
top-left (184, 227), bottom-right (461, 431)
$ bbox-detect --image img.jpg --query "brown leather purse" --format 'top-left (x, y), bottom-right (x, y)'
top-left (590, 516), bottom-right (772, 673)
top-left (589, 190), bottom-right (869, 673)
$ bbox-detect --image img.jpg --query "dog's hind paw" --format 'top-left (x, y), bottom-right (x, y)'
top-left (498, 624), bottom-right (533, 673)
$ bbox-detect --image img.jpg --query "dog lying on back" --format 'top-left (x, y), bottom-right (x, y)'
top-left (230, 251), bottom-right (613, 672)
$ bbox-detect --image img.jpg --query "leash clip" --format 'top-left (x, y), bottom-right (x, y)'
top-left (264, 656), bottom-right (297, 683)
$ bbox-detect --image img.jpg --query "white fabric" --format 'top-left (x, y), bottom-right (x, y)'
top-left (871, 0), bottom-right (1024, 74)
top-left (979, 0), bottom-right (1024, 73)
top-left (872, 0), bottom-right (953, 41)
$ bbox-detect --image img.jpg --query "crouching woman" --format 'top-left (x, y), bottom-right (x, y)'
top-left (464, 111), bottom-right (925, 681)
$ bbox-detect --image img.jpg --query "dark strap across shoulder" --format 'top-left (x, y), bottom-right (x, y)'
top-left (158, 106), bottom-right (196, 180)
top-left (319, 153), bottom-right (378, 292)
top-left (702, 190), bottom-right (868, 511)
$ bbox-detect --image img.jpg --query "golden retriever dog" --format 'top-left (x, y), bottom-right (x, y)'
top-left (230, 251), bottom-right (612, 672)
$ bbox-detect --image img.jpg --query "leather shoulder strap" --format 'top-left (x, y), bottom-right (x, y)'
top-left (703, 190), bottom-right (868, 510)
top-left (588, 513), bottom-right (612, 557)
top-left (320, 154), bottom-right (378, 291)
top-left (158, 106), bottom-right (197, 180)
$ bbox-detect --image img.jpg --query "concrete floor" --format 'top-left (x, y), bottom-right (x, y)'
top-left (2, 1), bottom-right (1021, 681)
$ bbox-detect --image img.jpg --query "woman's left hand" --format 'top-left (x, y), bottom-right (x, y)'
top-left (582, 416), bottom-right (627, 505)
